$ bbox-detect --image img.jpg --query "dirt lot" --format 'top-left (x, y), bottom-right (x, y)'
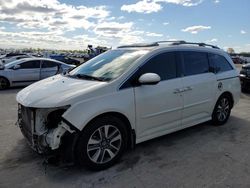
top-left (0, 88), bottom-right (250, 188)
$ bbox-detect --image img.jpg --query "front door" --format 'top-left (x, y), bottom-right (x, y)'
top-left (134, 51), bottom-right (183, 140)
top-left (12, 60), bottom-right (41, 85)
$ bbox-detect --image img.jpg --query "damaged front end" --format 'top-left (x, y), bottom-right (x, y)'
top-left (18, 104), bottom-right (75, 154)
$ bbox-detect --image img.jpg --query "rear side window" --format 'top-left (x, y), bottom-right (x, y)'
top-left (138, 52), bottom-right (177, 81)
top-left (208, 54), bottom-right (233, 73)
top-left (42, 61), bottom-right (58, 68)
top-left (19, 60), bottom-right (40, 69)
top-left (182, 51), bottom-right (209, 76)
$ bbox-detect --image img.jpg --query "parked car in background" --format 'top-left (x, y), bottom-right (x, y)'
top-left (239, 63), bottom-right (250, 92)
top-left (16, 41), bottom-right (240, 170)
top-left (0, 57), bottom-right (75, 89)
top-left (50, 55), bottom-right (81, 66)
top-left (231, 57), bottom-right (247, 64)
top-left (0, 54), bottom-right (33, 64)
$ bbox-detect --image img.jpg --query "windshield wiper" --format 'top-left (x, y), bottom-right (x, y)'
top-left (75, 74), bottom-right (106, 81)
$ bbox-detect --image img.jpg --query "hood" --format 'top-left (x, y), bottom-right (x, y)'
top-left (16, 74), bottom-right (107, 108)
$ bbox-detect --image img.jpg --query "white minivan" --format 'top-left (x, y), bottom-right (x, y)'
top-left (16, 41), bottom-right (240, 170)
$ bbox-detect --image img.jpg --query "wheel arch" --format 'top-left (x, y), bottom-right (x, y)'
top-left (82, 111), bottom-right (135, 149)
top-left (219, 91), bottom-right (234, 108)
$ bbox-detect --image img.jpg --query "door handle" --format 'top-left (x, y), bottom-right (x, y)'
top-left (173, 89), bottom-right (181, 94)
top-left (174, 87), bottom-right (192, 94)
top-left (174, 88), bottom-right (184, 94)
top-left (185, 86), bottom-right (193, 91)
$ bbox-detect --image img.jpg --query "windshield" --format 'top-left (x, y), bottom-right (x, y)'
top-left (5, 60), bottom-right (21, 68)
top-left (69, 49), bottom-right (148, 81)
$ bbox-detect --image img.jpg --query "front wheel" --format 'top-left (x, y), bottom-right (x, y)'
top-left (75, 116), bottom-right (127, 170)
top-left (212, 95), bottom-right (232, 126)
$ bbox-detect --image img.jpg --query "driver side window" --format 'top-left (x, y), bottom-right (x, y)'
top-left (120, 52), bottom-right (177, 89)
top-left (19, 60), bottom-right (41, 69)
top-left (138, 52), bottom-right (177, 81)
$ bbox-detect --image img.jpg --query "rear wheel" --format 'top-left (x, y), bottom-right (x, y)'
top-left (212, 95), bottom-right (232, 125)
top-left (75, 116), bottom-right (127, 170)
top-left (0, 77), bottom-right (9, 90)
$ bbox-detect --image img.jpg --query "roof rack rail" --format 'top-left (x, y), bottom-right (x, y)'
top-left (170, 41), bottom-right (220, 49)
top-left (156, 40), bottom-right (186, 44)
top-left (117, 42), bottom-right (159, 48)
top-left (117, 40), bottom-right (220, 49)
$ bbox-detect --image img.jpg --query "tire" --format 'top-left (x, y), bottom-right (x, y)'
top-left (212, 95), bottom-right (232, 126)
top-left (75, 116), bottom-right (128, 170)
top-left (0, 77), bottom-right (10, 90)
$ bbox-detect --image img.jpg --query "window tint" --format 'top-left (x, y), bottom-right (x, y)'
top-left (42, 61), bottom-right (58, 68)
top-left (209, 54), bottom-right (233, 73)
top-left (138, 52), bottom-right (177, 81)
top-left (182, 51), bottom-right (209, 76)
top-left (19, 60), bottom-right (40, 69)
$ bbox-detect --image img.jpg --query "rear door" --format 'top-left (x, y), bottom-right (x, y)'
top-left (180, 51), bottom-right (217, 127)
top-left (40, 60), bottom-right (59, 79)
top-left (11, 60), bottom-right (41, 84)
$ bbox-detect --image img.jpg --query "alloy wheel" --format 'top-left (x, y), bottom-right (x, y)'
top-left (87, 125), bottom-right (122, 164)
top-left (216, 98), bottom-right (230, 122)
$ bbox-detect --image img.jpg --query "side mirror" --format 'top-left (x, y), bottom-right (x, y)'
top-left (138, 73), bottom-right (161, 85)
top-left (13, 64), bottom-right (21, 70)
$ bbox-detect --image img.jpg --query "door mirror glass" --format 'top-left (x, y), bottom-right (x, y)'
top-left (13, 64), bottom-right (21, 70)
top-left (138, 73), bottom-right (161, 85)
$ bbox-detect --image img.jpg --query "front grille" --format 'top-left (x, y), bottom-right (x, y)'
top-left (18, 104), bottom-right (34, 145)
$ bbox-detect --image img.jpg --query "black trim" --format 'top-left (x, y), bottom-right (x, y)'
top-left (62, 118), bottom-right (80, 132)
top-left (217, 76), bottom-right (239, 81)
top-left (12, 80), bottom-right (39, 83)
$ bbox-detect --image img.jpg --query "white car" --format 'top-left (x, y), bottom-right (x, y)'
top-left (0, 57), bottom-right (75, 89)
top-left (0, 54), bottom-right (33, 64)
top-left (16, 41), bottom-right (240, 170)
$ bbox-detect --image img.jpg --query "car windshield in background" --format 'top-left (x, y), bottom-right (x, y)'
top-left (69, 49), bottom-right (148, 81)
top-left (4, 60), bottom-right (21, 68)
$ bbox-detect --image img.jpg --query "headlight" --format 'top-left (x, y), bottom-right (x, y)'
top-left (37, 105), bottom-right (70, 129)
top-left (46, 109), bottom-right (67, 129)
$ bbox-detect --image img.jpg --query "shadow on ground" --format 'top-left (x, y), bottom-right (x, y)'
top-left (1, 114), bottom-right (249, 188)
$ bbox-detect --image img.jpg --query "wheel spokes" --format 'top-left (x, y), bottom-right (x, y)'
top-left (92, 148), bottom-right (101, 163)
top-left (87, 125), bottom-right (122, 164)
top-left (217, 98), bottom-right (230, 121)
top-left (106, 148), bottom-right (115, 158)
top-left (110, 134), bottom-right (121, 143)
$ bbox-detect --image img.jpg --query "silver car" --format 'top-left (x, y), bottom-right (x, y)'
top-left (0, 57), bottom-right (76, 89)
top-left (0, 54), bottom-right (33, 64)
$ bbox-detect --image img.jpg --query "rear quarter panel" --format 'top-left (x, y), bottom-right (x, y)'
top-left (215, 70), bottom-right (241, 107)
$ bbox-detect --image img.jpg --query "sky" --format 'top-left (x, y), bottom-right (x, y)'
top-left (0, 0), bottom-right (249, 52)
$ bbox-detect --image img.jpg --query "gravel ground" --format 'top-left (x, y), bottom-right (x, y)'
top-left (0, 88), bottom-right (250, 188)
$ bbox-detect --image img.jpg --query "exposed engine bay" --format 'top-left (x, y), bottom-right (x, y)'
top-left (18, 104), bottom-right (75, 154)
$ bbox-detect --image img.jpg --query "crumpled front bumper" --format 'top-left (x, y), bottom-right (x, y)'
top-left (18, 104), bottom-right (75, 153)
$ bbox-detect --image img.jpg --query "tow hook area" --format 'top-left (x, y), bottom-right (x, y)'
top-left (45, 122), bottom-right (75, 150)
